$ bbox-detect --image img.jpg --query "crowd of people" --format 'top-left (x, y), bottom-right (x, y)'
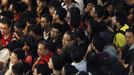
top-left (0, 0), bottom-right (134, 75)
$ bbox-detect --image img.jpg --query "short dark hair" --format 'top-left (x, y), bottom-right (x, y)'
top-left (12, 62), bottom-right (30, 75)
top-left (20, 35), bottom-right (35, 49)
top-left (51, 55), bottom-right (64, 70)
top-left (70, 46), bottom-right (86, 62)
top-left (0, 17), bottom-right (12, 27)
top-left (49, 0), bottom-right (61, 8)
top-left (29, 24), bottom-right (43, 36)
top-left (34, 63), bottom-right (51, 75)
top-left (38, 39), bottom-right (51, 49)
top-left (14, 19), bottom-right (26, 29)
top-left (51, 23), bottom-right (63, 33)
top-left (92, 35), bottom-right (104, 52)
top-left (64, 63), bottom-right (78, 75)
top-left (126, 28), bottom-right (134, 36)
top-left (56, 7), bottom-right (67, 21)
top-left (94, 5), bottom-right (105, 18)
top-left (65, 31), bottom-right (77, 41)
top-left (13, 48), bottom-right (25, 60)
top-left (42, 14), bottom-right (52, 23)
top-left (114, 12), bottom-right (127, 25)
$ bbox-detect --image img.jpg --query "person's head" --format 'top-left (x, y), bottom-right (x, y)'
top-left (28, 24), bottom-right (43, 38)
top-left (7, 40), bottom-right (22, 52)
top-left (49, 0), bottom-right (61, 16)
top-left (125, 28), bottom-right (134, 45)
top-left (37, 39), bottom-right (50, 56)
top-left (40, 14), bottom-right (52, 29)
top-left (20, 35), bottom-right (35, 52)
top-left (91, 35), bottom-right (104, 52)
top-left (76, 71), bottom-right (89, 75)
top-left (10, 48), bottom-right (25, 64)
top-left (62, 63), bottom-right (78, 75)
top-left (14, 19), bottom-right (26, 33)
top-left (112, 12), bottom-right (127, 26)
top-left (48, 55), bottom-right (64, 70)
top-left (50, 23), bottom-right (63, 39)
top-left (53, 7), bottom-right (67, 21)
top-left (90, 5), bottom-right (105, 19)
top-left (0, 17), bottom-right (12, 35)
top-left (76, 28), bottom-right (87, 42)
top-left (12, 62), bottom-right (30, 75)
top-left (33, 63), bottom-right (51, 75)
top-left (62, 31), bottom-right (76, 48)
top-left (70, 46), bottom-right (86, 63)
top-left (70, 7), bottom-right (81, 29)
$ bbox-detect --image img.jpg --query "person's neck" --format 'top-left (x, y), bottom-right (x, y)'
top-left (53, 69), bottom-right (61, 75)
top-left (3, 33), bottom-right (11, 39)
top-left (55, 19), bottom-right (63, 25)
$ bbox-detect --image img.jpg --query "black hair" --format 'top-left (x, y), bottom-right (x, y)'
top-left (49, 0), bottom-right (61, 8)
top-left (12, 62), bottom-right (30, 75)
top-left (20, 35), bottom-right (35, 50)
top-left (94, 5), bottom-right (105, 18)
top-left (51, 23), bottom-right (63, 33)
top-left (7, 40), bottom-right (22, 52)
top-left (114, 12), bottom-right (127, 26)
top-left (55, 7), bottom-right (67, 21)
top-left (86, 0), bottom-right (97, 6)
top-left (70, 7), bottom-right (80, 16)
top-left (23, 16), bottom-right (36, 25)
top-left (0, 10), bottom-right (13, 19)
top-left (29, 24), bottom-right (43, 36)
top-left (76, 28), bottom-right (87, 41)
top-left (14, 19), bottom-right (26, 29)
top-left (64, 31), bottom-right (77, 41)
top-left (92, 35), bottom-right (104, 52)
top-left (70, 15), bottom-right (81, 29)
top-left (13, 48), bottom-right (25, 60)
top-left (70, 46), bottom-right (86, 62)
top-left (0, 17), bottom-right (12, 27)
top-left (34, 63), bottom-right (51, 75)
top-left (63, 63), bottom-right (78, 75)
top-left (51, 55), bottom-right (64, 70)
top-left (42, 14), bottom-right (53, 23)
top-left (126, 28), bottom-right (134, 36)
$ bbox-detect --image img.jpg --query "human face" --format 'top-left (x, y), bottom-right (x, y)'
top-left (40, 17), bottom-right (49, 29)
top-left (50, 28), bottom-right (60, 39)
top-left (125, 32), bottom-right (134, 45)
top-left (48, 58), bottom-right (53, 69)
top-left (90, 7), bottom-right (96, 18)
top-left (53, 10), bottom-right (59, 21)
top-left (0, 23), bottom-right (11, 35)
top-left (10, 53), bottom-right (19, 64)
top-left (62, 33), bottom-right (74, 48)
top-left (37, 43), bottom-right (48, 56)
top-left (49, 7), bottom-right (55, 16)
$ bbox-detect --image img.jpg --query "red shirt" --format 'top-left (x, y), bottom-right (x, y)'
top-left (1, 34), bottom-right (12, 47)
top-left (38, 51), bottom-right (53, 64)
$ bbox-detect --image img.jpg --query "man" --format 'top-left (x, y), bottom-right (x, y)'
top-left (0, 17), bottom-right (13, 47)
top-left (122, 28), bottom-right (134, 69)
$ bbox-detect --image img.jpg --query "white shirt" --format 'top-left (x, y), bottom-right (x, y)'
top-left (72, 60), bottom-right (87, 72)
top-left (0, 48), bottom-right (10, 74)
top-left (75, 0), bottom-right (84, 15)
